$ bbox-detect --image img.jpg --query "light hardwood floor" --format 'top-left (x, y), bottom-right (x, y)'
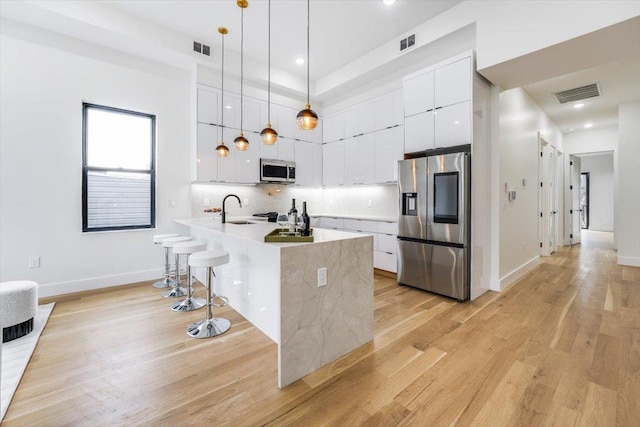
top-left (4, 241), bottom-right (639, 426)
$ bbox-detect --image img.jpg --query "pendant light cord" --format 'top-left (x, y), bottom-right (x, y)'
top-left (221, 31), bottom-right (225, 133)
top-left (267, 0), bottom-right (271, 124)
top-left (240, 6), bottom-right (244, 133)
top-left (306, 0), bottom-right (310, 105)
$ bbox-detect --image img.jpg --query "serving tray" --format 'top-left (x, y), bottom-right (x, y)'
top-left (264, 228), bottom-right (314, 243)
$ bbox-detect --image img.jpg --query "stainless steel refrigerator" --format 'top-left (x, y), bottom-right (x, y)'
top-left (397, 149), bottom-right (470, 301)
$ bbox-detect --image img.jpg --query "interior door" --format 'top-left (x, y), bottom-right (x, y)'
top-left (570, 155), bottom-right (582, 245)
top-left (549, 149), bottom-right (556, 253)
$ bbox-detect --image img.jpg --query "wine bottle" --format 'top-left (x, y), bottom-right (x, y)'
top-left (288, 199), bottom-right (298, 233)
top-left (301, 201), bottom-right (311, 236)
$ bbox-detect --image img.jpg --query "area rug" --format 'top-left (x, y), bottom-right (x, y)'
top-left (1, 302), bottom-right (55, 422)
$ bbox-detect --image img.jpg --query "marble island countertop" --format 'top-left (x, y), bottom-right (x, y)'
top-left (176, 217), bottom-right (367, 247)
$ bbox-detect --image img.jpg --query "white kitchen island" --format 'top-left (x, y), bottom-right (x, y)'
top-left (175, 218), bottom-right (374, 388)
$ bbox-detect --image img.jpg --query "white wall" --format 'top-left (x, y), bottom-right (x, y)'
top-left (580, 154), bottom-right (614, 231)
top-left (617, 101), bottom-right (640, 267)
top-left (498, 88), bottom-right (563, 289)
top-left (0, 27), bottom-right (192, 297)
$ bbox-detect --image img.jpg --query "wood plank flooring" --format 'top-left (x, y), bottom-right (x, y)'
top-left (3, 240), bottom-right (639, 426)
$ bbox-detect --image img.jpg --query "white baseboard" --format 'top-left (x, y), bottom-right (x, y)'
top-left (38, 268), bottom-right (164, 298)
top-left (617, 256), bottom-right (640, 267)
top-left (500, 256), bottom-right (540, 291)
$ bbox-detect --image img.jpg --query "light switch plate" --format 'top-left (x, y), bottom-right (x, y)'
top-left (204, 197), bottom-right (210, 207)
top-left (317, 267), bottom-right (327, 287)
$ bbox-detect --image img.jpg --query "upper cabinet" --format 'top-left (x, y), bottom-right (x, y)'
top-left (197, 87), bottom-right (220, 125)
top-left (403, 53), bottom-right (474, 153)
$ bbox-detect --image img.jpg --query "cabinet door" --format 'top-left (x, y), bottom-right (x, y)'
top-left (217, 127), bottom-right (237, 183)
top-left (393, 91), bottom-right (404, 126)
top-left (404, 111), bottom-right (434, 153)
top-left (295, 114), bottom-right (321, 143)
top-left (197, 87), bottom-right (219, 125)
top-left (260, 103), bottom-right (278, 135)
top-left (259, 134), bottom-right (279, 160)
top-left (327, 112), bottom-right (345, 142)
top-left (322, 141), bottom-right (344, 186)
top-left (222, 94), bottom-right (240, 129)
top-left (434, 100), bottom-right (471, 148)
top-left (358, 101), bottom-right (375, 135)
top-left (374, 128), bottom-right (395, 183)
top-left (434, 56), bottom-right (471, 108)
top-left (392, 126), bottom-right (404, 181)
top-left (294, 140), bottom-right (313, 186)
top-left (242, 98), bottom-right (262, 134)
top-left (312, 142), bottom-right (323, 187)
top-left (196, 123), bottom-right (218, 181)
top-left (235, 134), bottom-right (260, 183)
top-left (344, 108), bottom-right (359, 138)
top-left (376, 251), bottom-right (397, 273)
top-left (344, 136), bottom-right (359, 185)
top-left (358, 133), bottom-right (375, 184)
top-left (403, 70), bottom-right (434, 117)
top-left (277, 105), bottom-right (296, 139)
top-left (374, 92), bottom-right (394, 131)
top-left (278, 136), bottom-right (295, 161)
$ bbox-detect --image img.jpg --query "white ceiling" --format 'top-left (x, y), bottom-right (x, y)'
top-left (103, 0), bottom-right (462, 81)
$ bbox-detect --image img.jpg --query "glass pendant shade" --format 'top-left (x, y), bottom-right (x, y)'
top-left (296, 104), bottom-right (318, 130)
top-left (216, 142), bottom-right (229, 158)
top-left (233, 133), bottom-right (249, 151)
top-left (260, 124), bottom-right (278, 145)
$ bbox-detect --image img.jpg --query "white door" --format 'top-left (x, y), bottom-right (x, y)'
top-left (570, 155), bottom-right (582, 245)
top-left (548, 149), bottom-right (557, 253)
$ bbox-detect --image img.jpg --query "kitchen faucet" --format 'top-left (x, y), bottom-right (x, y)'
top-left (221, 194), bottom-right (241, 223)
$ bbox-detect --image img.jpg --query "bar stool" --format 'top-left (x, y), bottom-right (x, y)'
top-left (151, 233), bottom-right (181, 289)
top-left (186, 250), bottom-right (231, 339)
top-left (160, 236), bottom-right (192, 298)
top-left (170, 240), bottom-right (207, 312)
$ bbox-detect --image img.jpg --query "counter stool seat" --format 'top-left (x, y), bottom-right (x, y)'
top-left (0, 280), bottom-right (38, 343)
top-left (151, 233), bottom-right (182, 289)
top-left (170, 241), bottom-right (207, 312)
top-left (186, 250), bottom-right (231, 339)
top-left (160, 236), bottom-right (193, 298)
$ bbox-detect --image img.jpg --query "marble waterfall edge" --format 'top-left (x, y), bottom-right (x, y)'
top-left (279, 236), bottom-right (374, 388)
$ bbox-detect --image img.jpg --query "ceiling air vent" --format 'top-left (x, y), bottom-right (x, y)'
top-left (553, 83), bottom-right (601, 104)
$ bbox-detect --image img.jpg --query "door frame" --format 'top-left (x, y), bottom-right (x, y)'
top-left (580, 172), bottom-right (590, 229)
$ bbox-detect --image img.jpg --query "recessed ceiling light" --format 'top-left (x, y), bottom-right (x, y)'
top-left (573, 103), bottom-right (585, 109)
top-left (295, 58), bottom-right (305, 65)
top-left (584, 123), bottom-right (593, 128)
top-left (383, 0), bottom-right (396, 5)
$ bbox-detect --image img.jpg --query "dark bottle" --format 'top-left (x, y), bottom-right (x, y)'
top-left (288, 199), bottom-right (298, 232)
top-left (300, 201), bottom-right (311, 236)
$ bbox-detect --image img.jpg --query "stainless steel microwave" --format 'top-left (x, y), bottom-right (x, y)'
top-left (260, 159), bottom-right (296, 183)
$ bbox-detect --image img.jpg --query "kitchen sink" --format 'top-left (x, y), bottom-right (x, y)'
top-left (227, 220), bottom-right (255, 225)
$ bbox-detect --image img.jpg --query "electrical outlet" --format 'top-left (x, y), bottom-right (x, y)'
top-left (29, 256), bottom-right (40, 269)
top-left (367, 199), bottom-right (373, 208)
top-left (243, 198), bottom-right (249, 207)
top-left (168, 199), bottom-right (176, 208)
top-left (317, 267), bottom-right (327, 287)
top-left (204, 197), bottom-right (210, 207)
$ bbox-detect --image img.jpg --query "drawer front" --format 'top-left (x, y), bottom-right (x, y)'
top-left (322, 217), bottom-right (344, 229)
top-left (343, 219), bottom-right (378, 233)
top-left (377, 221), bottom-right (397, 235)
top-left (377, 233), bottom-right (397, 253)
top-left (376, 251), bottom-right (397, 273)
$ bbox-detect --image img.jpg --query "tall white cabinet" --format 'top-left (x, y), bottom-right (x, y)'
top-left (403, 54), bottom-right (473, 153)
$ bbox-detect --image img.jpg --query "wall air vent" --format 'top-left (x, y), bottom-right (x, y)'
top-left (193, 41), bottom-right (211, 56)
top-left (553, 83), bottom-right (601, 104)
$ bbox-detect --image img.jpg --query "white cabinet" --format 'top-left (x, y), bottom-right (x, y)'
top-left (196, 123), bottom-right (218, 181)
top-left (393, 91), bottom-right (404, 126)
top-left (404, 111), bottom-right (434, 153)
top-left (321, 217), bottom-right (344, 230)
top-left (235, 134), bottom-right (259, 184)
top-left (344, 108), bottom-right (359, 138)
top-left (278, 137), bottom-right (295, 162)
top-left (276, 105), bottom-right (296, 139)
top-left (434, 101), bottom-right (472, 147)
top-left (404, 70), bottom-right (434, 117)
top-left (375, 228), bottom-right (397, 273)
top-left (434, 57), bottom-right (472, 108)
top-left (374, 126), bottom-right (403, 183)
top-left (294, 140), bottom-right (313, 187)
top-left (217, 128), bottom-right (237, 183)
top-left (295, 117), bottom-right (322, 143)
top-left (374, 92), bottom-right (394, 131)
top-left (378, 221), bottom-right (397, 235)
top-left (344, 137), bottom-right (358, 185)
top-left (197, 87), bottom-right (219, 125)
top-left (324, 113), bottom-right (344, 143)
top-left (358, 102), bottom-right (375, 135)
top-left (259, 134), bottom-right (279, 160)
top-left (322, 141), bottom-right (344, 186)
top-left (242, 98), bottom-right (262, 134)
top-left (358, 133), bottom-right (375, 184)
top-left (312, 142), bottom-right (323, 187)
top-left (376, 251), bottom-right (397, 273)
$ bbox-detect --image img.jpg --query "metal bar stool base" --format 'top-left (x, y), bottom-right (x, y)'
top-left (171, 297), bottom-right (206, 312)
top-left (161, 286), bottom-right (187, 298)
top-left (187, 318), bottom-right (231, 339)
top-left (152, 277), bottom-right (175, 289)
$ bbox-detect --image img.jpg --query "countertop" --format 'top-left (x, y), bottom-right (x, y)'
top-left (175, 217), bottom-right (370, 247)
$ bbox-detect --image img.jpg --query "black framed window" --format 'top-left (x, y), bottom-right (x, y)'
top-left (82, 103), bottom-right (156, 232)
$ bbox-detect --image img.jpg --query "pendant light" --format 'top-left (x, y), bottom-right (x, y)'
top-left (233, 0), bottom-right (249, 151)
top-left (260, 0), bottom-right (278, 145)
top-left (216, 27), bottom-right (230, 158)
top-left (296, 0), bottom-right (318, 130)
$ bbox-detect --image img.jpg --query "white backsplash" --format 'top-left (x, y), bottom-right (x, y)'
top-left (190, 183), bottom-right (398, 220)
